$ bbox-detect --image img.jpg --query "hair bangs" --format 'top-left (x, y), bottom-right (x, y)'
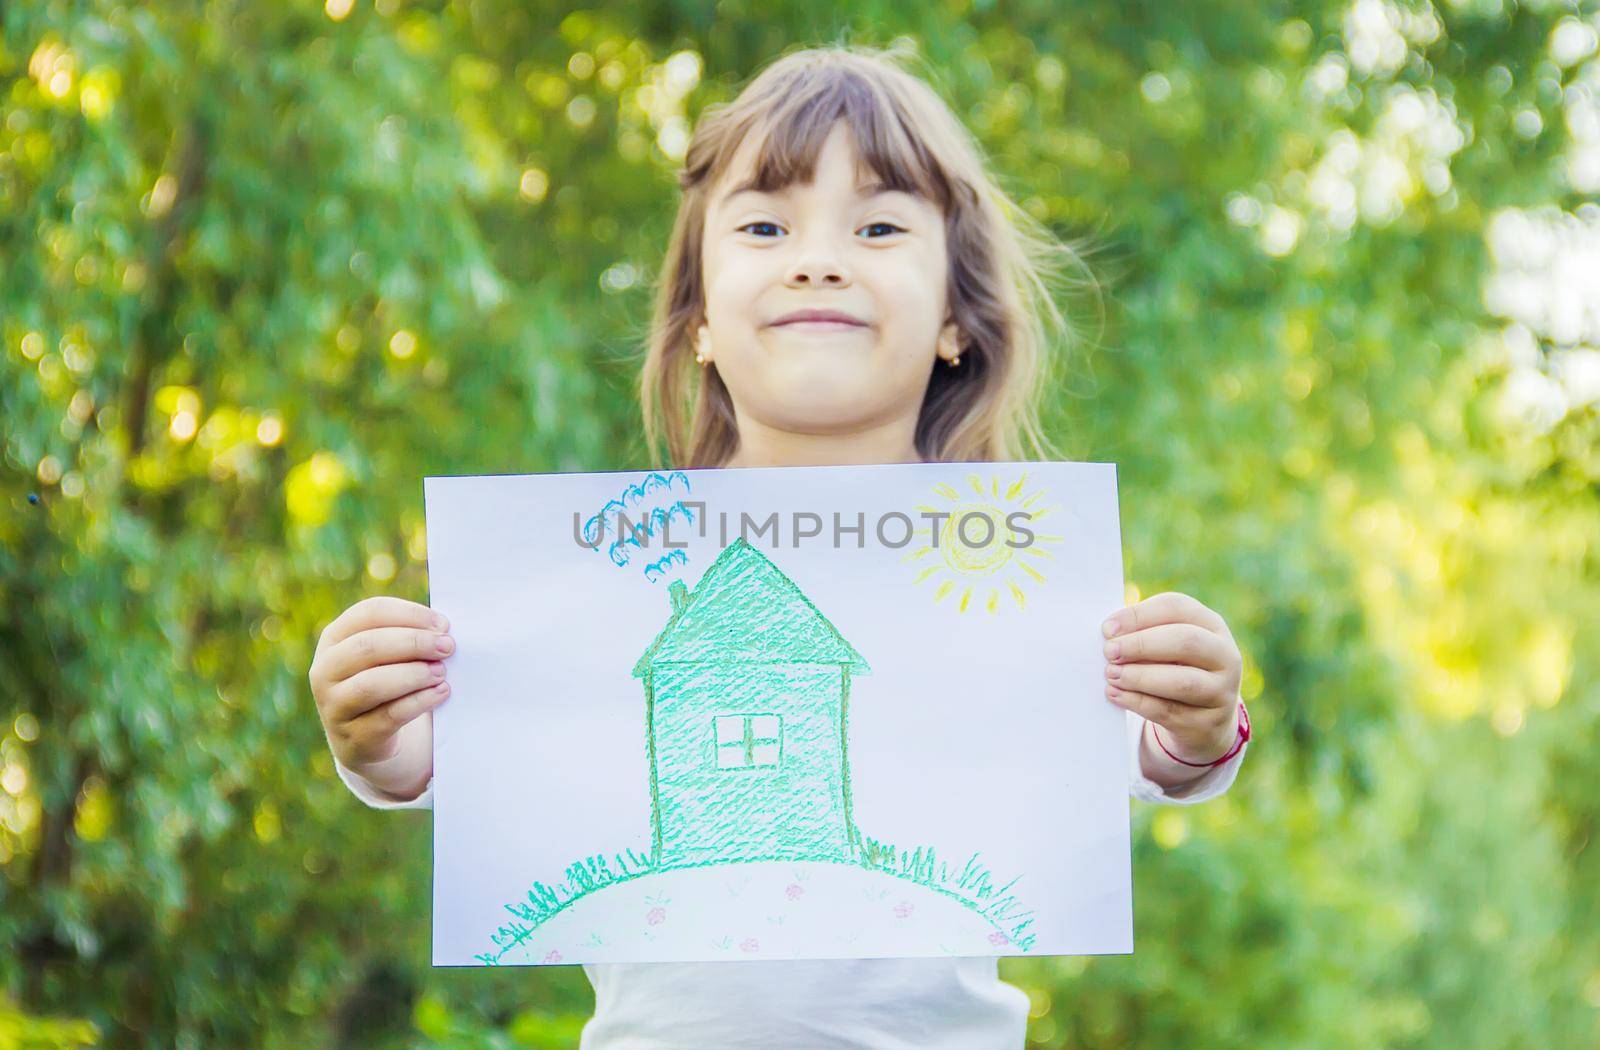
top-left (715, 69), bottom-right (952, 212)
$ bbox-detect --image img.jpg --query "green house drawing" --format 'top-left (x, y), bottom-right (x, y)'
top-left (631, 538), bottom-right (870, 869)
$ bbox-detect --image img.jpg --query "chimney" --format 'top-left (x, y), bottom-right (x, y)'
top-left (668, 579), bottom-right (688, 616)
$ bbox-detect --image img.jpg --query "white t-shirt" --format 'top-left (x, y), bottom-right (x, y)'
top-left (337, 709), bottom-right (1245, 1048)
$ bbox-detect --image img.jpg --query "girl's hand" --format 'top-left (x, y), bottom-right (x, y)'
top-left (1101, 591), bottom-right (1242, 764)
top-left (308, 596), bottom-right (453, 775)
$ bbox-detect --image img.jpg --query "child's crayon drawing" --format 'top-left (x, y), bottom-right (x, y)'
top-left (475, 538), bottom-right (1036, 964)
top-left (425, 462), bottom-right (1133, 966)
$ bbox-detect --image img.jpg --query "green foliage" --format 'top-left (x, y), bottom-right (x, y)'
top-left (0, 994), bottom-right (98, 1049)
top-left (2, 1), bottom-right (1596, 1046)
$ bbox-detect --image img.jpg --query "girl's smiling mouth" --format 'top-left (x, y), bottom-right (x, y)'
top-left (772, 320), bottom-right (872, 334)
top-left (769, 308), bottom-right (869, 328)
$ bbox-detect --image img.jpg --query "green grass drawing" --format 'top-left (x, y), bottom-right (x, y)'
top-left (475, 537), bottom-right (1036, 964)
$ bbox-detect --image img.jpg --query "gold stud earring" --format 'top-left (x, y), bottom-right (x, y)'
top-left (950, 353), bottom-right (962, 367)
top-left (694, 334), bottom-right (709, 365)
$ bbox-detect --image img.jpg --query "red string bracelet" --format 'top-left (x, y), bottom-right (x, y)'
top-left (1152, 699), bottom-right (1251, 768)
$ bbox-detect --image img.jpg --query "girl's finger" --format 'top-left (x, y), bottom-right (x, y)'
top-left (1104, 685), bottom-right (1197, 732)
top-left (328, 660), bottom-right (446, 723)
top-left (1106, 662), bottom-right (1229, 710)
top-left (321, 626), bottom-right (454, 683)
top-left (319, 596), bottom-right (447, 650)
top-left (346, 680), bottom-right (451, 742)
top-left (1105, 622), bottom-right (1231, 671)
top-left (1105, 591), bottom-right (1227, 638)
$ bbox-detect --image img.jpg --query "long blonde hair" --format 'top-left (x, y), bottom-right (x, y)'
top-left (639, 43), bottom-right (1099, 467)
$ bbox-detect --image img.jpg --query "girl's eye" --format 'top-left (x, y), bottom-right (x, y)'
top-left (860, 222), bottom-right (905, 238)
top-left (734, 221), bottom-right (907, 238)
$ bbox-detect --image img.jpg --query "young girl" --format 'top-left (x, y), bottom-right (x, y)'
top-left (309, 44), bottom-right (1250, 1048)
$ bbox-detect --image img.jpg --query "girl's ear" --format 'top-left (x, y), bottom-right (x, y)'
top-left (935, 318), bottom-right (961, 364)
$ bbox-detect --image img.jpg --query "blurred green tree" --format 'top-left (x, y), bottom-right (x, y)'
top-left (1, 1), bottom-right (1595, 1047)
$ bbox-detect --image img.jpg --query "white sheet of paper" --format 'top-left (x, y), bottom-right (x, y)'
top-left (424, 461), bottom-right (1130, 966)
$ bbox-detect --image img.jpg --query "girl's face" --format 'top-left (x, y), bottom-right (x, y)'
top-left (698, 121), bottom-right (959, 460)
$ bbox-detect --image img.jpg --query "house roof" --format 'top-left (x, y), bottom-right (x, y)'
top-left (631, 538), bottom-right (871, 677)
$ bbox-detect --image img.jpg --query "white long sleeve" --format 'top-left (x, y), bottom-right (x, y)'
top-left (334, 757), bottom-right (434, 810)
top-left (1124, 707), bottom-right (1246, 805)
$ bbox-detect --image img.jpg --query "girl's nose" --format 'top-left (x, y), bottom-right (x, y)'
top-left (784, 246), bottom-right (851, 287)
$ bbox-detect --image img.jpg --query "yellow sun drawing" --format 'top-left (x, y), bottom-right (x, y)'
top-left (904, 471), bottom-right (1063, 613)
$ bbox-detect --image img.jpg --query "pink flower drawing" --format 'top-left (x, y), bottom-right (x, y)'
top-left (739, 937), bottom-right (760, 953)
top-left (785, 883), bottom-right (805, 901)
top-left (987, 931), bottom-right (1010, 947)
top-left (646, 906), bottom-right (666, 925)
top-left (543, 949), bottom-right (563, 963)
top-left (893, 901), bottom-right (914, 919)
